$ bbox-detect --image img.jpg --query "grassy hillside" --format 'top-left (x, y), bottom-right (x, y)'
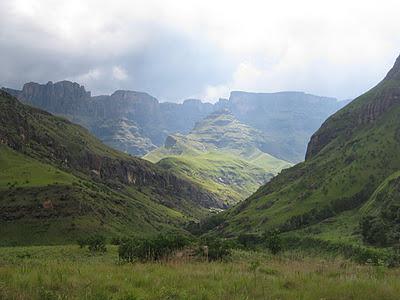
top-left (144, 111), bottom-right (291, 205)
top-left (0, 91), bottom-right (222, 246)
top-left (216, 55), bottom-right (400, 250)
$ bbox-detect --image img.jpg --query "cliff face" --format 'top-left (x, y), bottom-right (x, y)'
top-left (19, 81), bottom-right (91, 114)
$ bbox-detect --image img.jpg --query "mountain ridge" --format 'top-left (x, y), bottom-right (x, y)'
top-left (3, 82), bottom-right (347, 162)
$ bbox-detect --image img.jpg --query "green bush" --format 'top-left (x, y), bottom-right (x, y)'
top-left (77, 235), bottom-right (107, 252)
top-left (360, 216), bottom-right (389, 246)
top-left (263, 230), bottom-right (282, 254)
top-left (237, 233), bottom-right (263, 249)
top-left (200, 238), bottom-right (232, 261)
top-left (119, 233), bottom-right (189, 262)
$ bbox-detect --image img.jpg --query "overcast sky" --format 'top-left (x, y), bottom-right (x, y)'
top-left (1, 0), bottom-right (400, 102)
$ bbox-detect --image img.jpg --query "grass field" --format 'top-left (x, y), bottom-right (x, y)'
top-left (0, 245), bottom-right (399, 299)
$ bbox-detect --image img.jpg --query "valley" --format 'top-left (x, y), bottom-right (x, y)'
top-left (1, 36), bottom-right (400, 300)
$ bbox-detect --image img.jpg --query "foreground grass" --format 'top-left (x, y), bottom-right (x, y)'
top-left (0, 245), bottom-right (399, 299)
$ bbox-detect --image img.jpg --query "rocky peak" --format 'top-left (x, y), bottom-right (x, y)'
top-left (8, 80), bottom-right (91, 115)
top-left (21, 80), bottom-right (90, 100)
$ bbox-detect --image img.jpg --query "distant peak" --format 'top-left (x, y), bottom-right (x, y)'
top-left (384, 54), bottom-right (400, 81)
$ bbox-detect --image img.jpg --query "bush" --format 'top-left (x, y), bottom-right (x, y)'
top-left (200, 238), bottom-right (232, 261)
top-left (237, 233), bottom-right (263, 249)
top-left (77, 235), bottom-right (107, 253)
top-left (263, 230), bottom-right (282, 254)
top-left (360, 216), bottom-right (389, 246)
top-left (119, 233), bottom-right (189, 262)
top-left (77, 238), bottom-right (87, 249)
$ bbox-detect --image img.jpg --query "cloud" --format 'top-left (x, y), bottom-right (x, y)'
top-left (1, 0), bottom-right (400, 102)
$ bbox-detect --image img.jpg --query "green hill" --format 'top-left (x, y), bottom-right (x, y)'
top-left (217, 54), bottom-right (400, 249)
top-left (0, 91), bottom-right (223, 246)
top-left (144, 110), bottom-right (291, 206)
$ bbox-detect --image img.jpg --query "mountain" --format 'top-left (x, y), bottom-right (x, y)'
top-left (144, 110), bottom-right (291, 206)
top-left (218, 54), bottom-right (400, 249)
top-left (0, 90), bottom-right (223, 246)
top-left (224, 91), bottom-right (349, 162)
top-left (3, 82), bottom-right (346, 162)
top-left (3, 82), bottom-right (215, 155)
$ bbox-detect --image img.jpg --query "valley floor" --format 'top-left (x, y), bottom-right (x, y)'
top-left (1, 246), bottom-right (399, 299)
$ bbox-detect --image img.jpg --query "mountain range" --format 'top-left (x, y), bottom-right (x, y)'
top-left (3, 83), bottom-right (348, 162)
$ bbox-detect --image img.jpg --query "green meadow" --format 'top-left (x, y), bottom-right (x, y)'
top-left (0, 245), bottom-right (399, 300)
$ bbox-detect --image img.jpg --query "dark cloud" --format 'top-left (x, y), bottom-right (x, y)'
top-left (0, 3), bottom-right (234, 102)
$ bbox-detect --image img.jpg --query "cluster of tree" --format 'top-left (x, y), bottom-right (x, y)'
top-left (76, 229), bottom-right (284, 263)
top-left (118, 234), bottom-right (189, 262)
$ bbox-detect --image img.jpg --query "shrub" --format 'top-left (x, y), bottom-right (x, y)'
top-left (87, 235), bottom-right (107, 253)
top-left (360, 216), bottom-right (389, 246)
top-left (119, 233), bottom-right (189, 262)
top-left (237, 233), bottom-right (263, 249)
top-left (77, 238), bottom-right (87, 249)
top-left (263, 230), bottom-right (282, 254)
top-left (200, 238), bottom-right (232, 261)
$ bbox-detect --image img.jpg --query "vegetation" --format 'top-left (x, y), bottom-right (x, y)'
top-left (1, 245), bottom-right (400, 299)
top-left (118, 234), bottom-right (189, 262)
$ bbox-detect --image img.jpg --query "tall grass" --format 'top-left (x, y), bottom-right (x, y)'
top-left (0, 245), bottom-right (399, 299)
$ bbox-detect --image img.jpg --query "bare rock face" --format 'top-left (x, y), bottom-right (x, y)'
top-left (18, 81), bottom-right (91, 115)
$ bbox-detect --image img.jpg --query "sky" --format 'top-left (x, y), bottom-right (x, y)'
top-left (1, 0), bottom-right (400, 103)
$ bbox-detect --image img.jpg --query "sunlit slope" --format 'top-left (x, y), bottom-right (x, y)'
top-left (145, 110), bottom-right (291, 205)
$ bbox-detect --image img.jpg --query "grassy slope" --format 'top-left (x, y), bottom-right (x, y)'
top-left (0, 145), bottom-right (76, 187)
top-left (0, 145), bottom-right (191, 246)
top-left (156, 151), bottom-right (274, 206)
top-left (218, 56), bottom-right (400, 249)
top-left (1, 245), bottom-right (399, 300)
top-left (144, 111), bottom-right (291, 205)
top-left (0, 92), bottom-right (219, 246)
